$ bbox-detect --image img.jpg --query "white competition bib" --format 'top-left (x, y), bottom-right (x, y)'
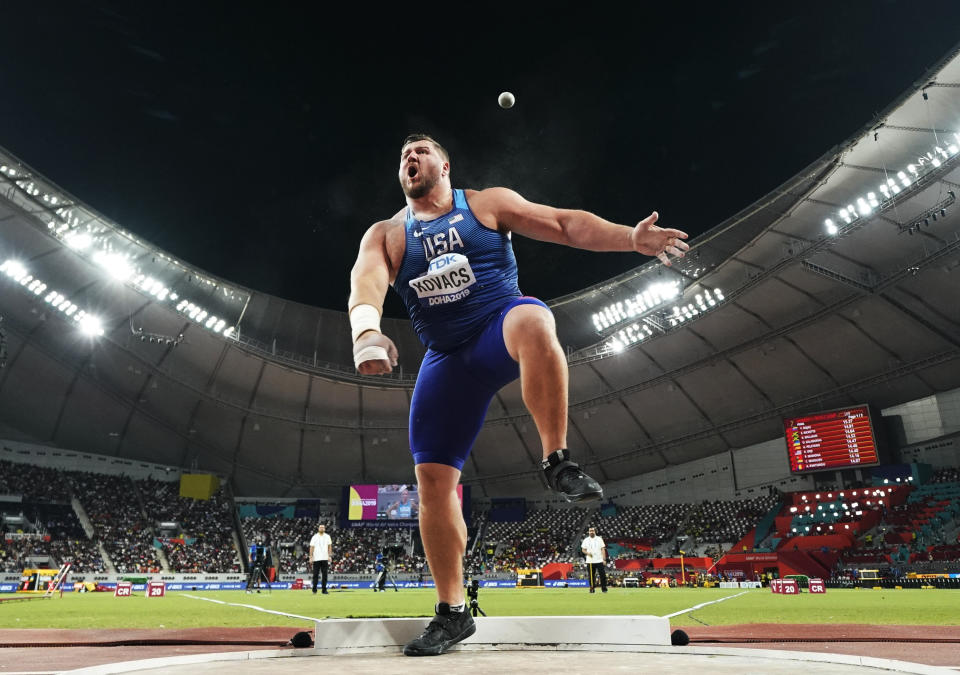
top-left (408, 253), bottom-right (477, 306)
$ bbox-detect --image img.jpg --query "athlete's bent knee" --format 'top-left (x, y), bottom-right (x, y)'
top-left (503, 304), bottom-right (557, 361)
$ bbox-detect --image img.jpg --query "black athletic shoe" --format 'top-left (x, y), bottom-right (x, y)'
top-left (542, 449), bottom-right (603, 502)
top-left (403, 603), bottom-right (476, 656)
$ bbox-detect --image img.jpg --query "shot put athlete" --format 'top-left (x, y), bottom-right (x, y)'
top-left (348, 134), bottom-right (689, 656)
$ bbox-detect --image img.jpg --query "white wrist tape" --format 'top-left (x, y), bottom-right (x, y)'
top-left (354, 345), bottom-right (390, 369)
top-left (350, 304), bottom-right (381, 343)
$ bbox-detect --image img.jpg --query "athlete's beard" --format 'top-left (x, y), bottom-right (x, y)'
top-left (401, 171), bottom-right (439, 199)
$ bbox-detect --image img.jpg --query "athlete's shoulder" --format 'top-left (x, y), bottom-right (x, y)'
top-left (462, 188), bottom-right (522, 231)
top-left (463, 187), bottom-right (519, 203)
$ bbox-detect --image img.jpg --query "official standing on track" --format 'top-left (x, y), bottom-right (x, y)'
top-left (581, 527), bottom-right (608, 593)
top-left (309, 524), bottom-right (333, 595)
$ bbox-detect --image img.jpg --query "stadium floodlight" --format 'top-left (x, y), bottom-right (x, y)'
top-left (1, 259), bottom-right (28, 282)
top-left (78, 314), bottom-right (104, 337)
top-left (827, 133), bottom-right (960, 233)
top-left (64, 231), bottom-right (92, 251)
top-left (92, 251), bottom-right (134, 281)
top-left (591, 280), bottom-right (680, 333)
top-left (824, 218), bottom-right (838, 235)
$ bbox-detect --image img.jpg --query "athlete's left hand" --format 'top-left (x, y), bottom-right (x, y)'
top-left (631, 211), bottom-right (690, 265)
top-left (354, 331), bottom-right (399, 375)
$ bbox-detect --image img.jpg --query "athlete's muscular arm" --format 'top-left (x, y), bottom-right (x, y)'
top-left (473, 187), bottom-right (690, 266)
top-left (349, 220), bottom-right (400, 375)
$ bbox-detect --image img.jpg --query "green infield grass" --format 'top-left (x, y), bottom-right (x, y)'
top-left (0, 588), bottom-right (956, 630)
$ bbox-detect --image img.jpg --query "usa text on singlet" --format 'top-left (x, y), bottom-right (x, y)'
top-left (393, 189), bottom-right (521, 352)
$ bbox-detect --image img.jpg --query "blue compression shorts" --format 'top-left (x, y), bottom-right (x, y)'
top-left (409, 296), bottom-right (549, 470)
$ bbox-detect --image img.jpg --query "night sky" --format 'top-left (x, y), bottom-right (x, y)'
top-left (2, 2), bottom-right (959, 318)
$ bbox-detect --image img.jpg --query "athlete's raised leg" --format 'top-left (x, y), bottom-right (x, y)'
top-left (502, 302), bottom-right (602, 502)
top-left (502, 303), bottom-right (568, 452)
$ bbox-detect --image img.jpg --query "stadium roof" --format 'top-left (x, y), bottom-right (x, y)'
top-left (1, 43), bottom-right (959, 498)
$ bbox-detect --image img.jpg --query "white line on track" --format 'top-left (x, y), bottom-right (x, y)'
top-left (661, 590), bottom-right (750, 619)
top-left (182, 593), bottom-right (322, 623)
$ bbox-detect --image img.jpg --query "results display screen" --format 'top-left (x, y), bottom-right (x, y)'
top-left (784, 405), bottom-right (880, 473)
top-left (347, 484), bottom-right (464, 521)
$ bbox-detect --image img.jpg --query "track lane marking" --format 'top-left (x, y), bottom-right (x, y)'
top-left (661, 590), bottom-right (749, 618)
top-left (183, 593), bottom-right (321, 623)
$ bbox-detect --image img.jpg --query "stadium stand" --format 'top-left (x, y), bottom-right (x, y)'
top-left (139, 478), bottom-right (240, 573)
top-left (478, 506), bottom-right (587, 572)
top-left (65, 471), bottom-right (162, 574)
top-left (240, 509), bottom-right (337, 574)
top-left (684, 495), bottom-right (780, 545)
top-left (0, 461), bottom-right (104, 573)
top-left (585, 502), bottom-right (693, 557)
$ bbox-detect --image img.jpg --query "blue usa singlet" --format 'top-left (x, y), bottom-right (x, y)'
top-left (393, 189), bottom-right (522, 352)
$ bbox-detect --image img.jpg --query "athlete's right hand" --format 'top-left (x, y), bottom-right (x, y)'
top-left (353, 331), bottom-right (399, 375)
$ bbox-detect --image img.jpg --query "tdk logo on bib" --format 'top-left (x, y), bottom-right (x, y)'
top-left (408, 253), bottom-right (477, 306)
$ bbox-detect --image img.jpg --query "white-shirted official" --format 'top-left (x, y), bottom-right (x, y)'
top-left (309, 524), bottom-right (333, 594)
top-left (581, 527), bottom-right (607, 593)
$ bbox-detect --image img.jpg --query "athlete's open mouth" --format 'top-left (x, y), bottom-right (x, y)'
top-left (407, 165), bottom-right (418, 179)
